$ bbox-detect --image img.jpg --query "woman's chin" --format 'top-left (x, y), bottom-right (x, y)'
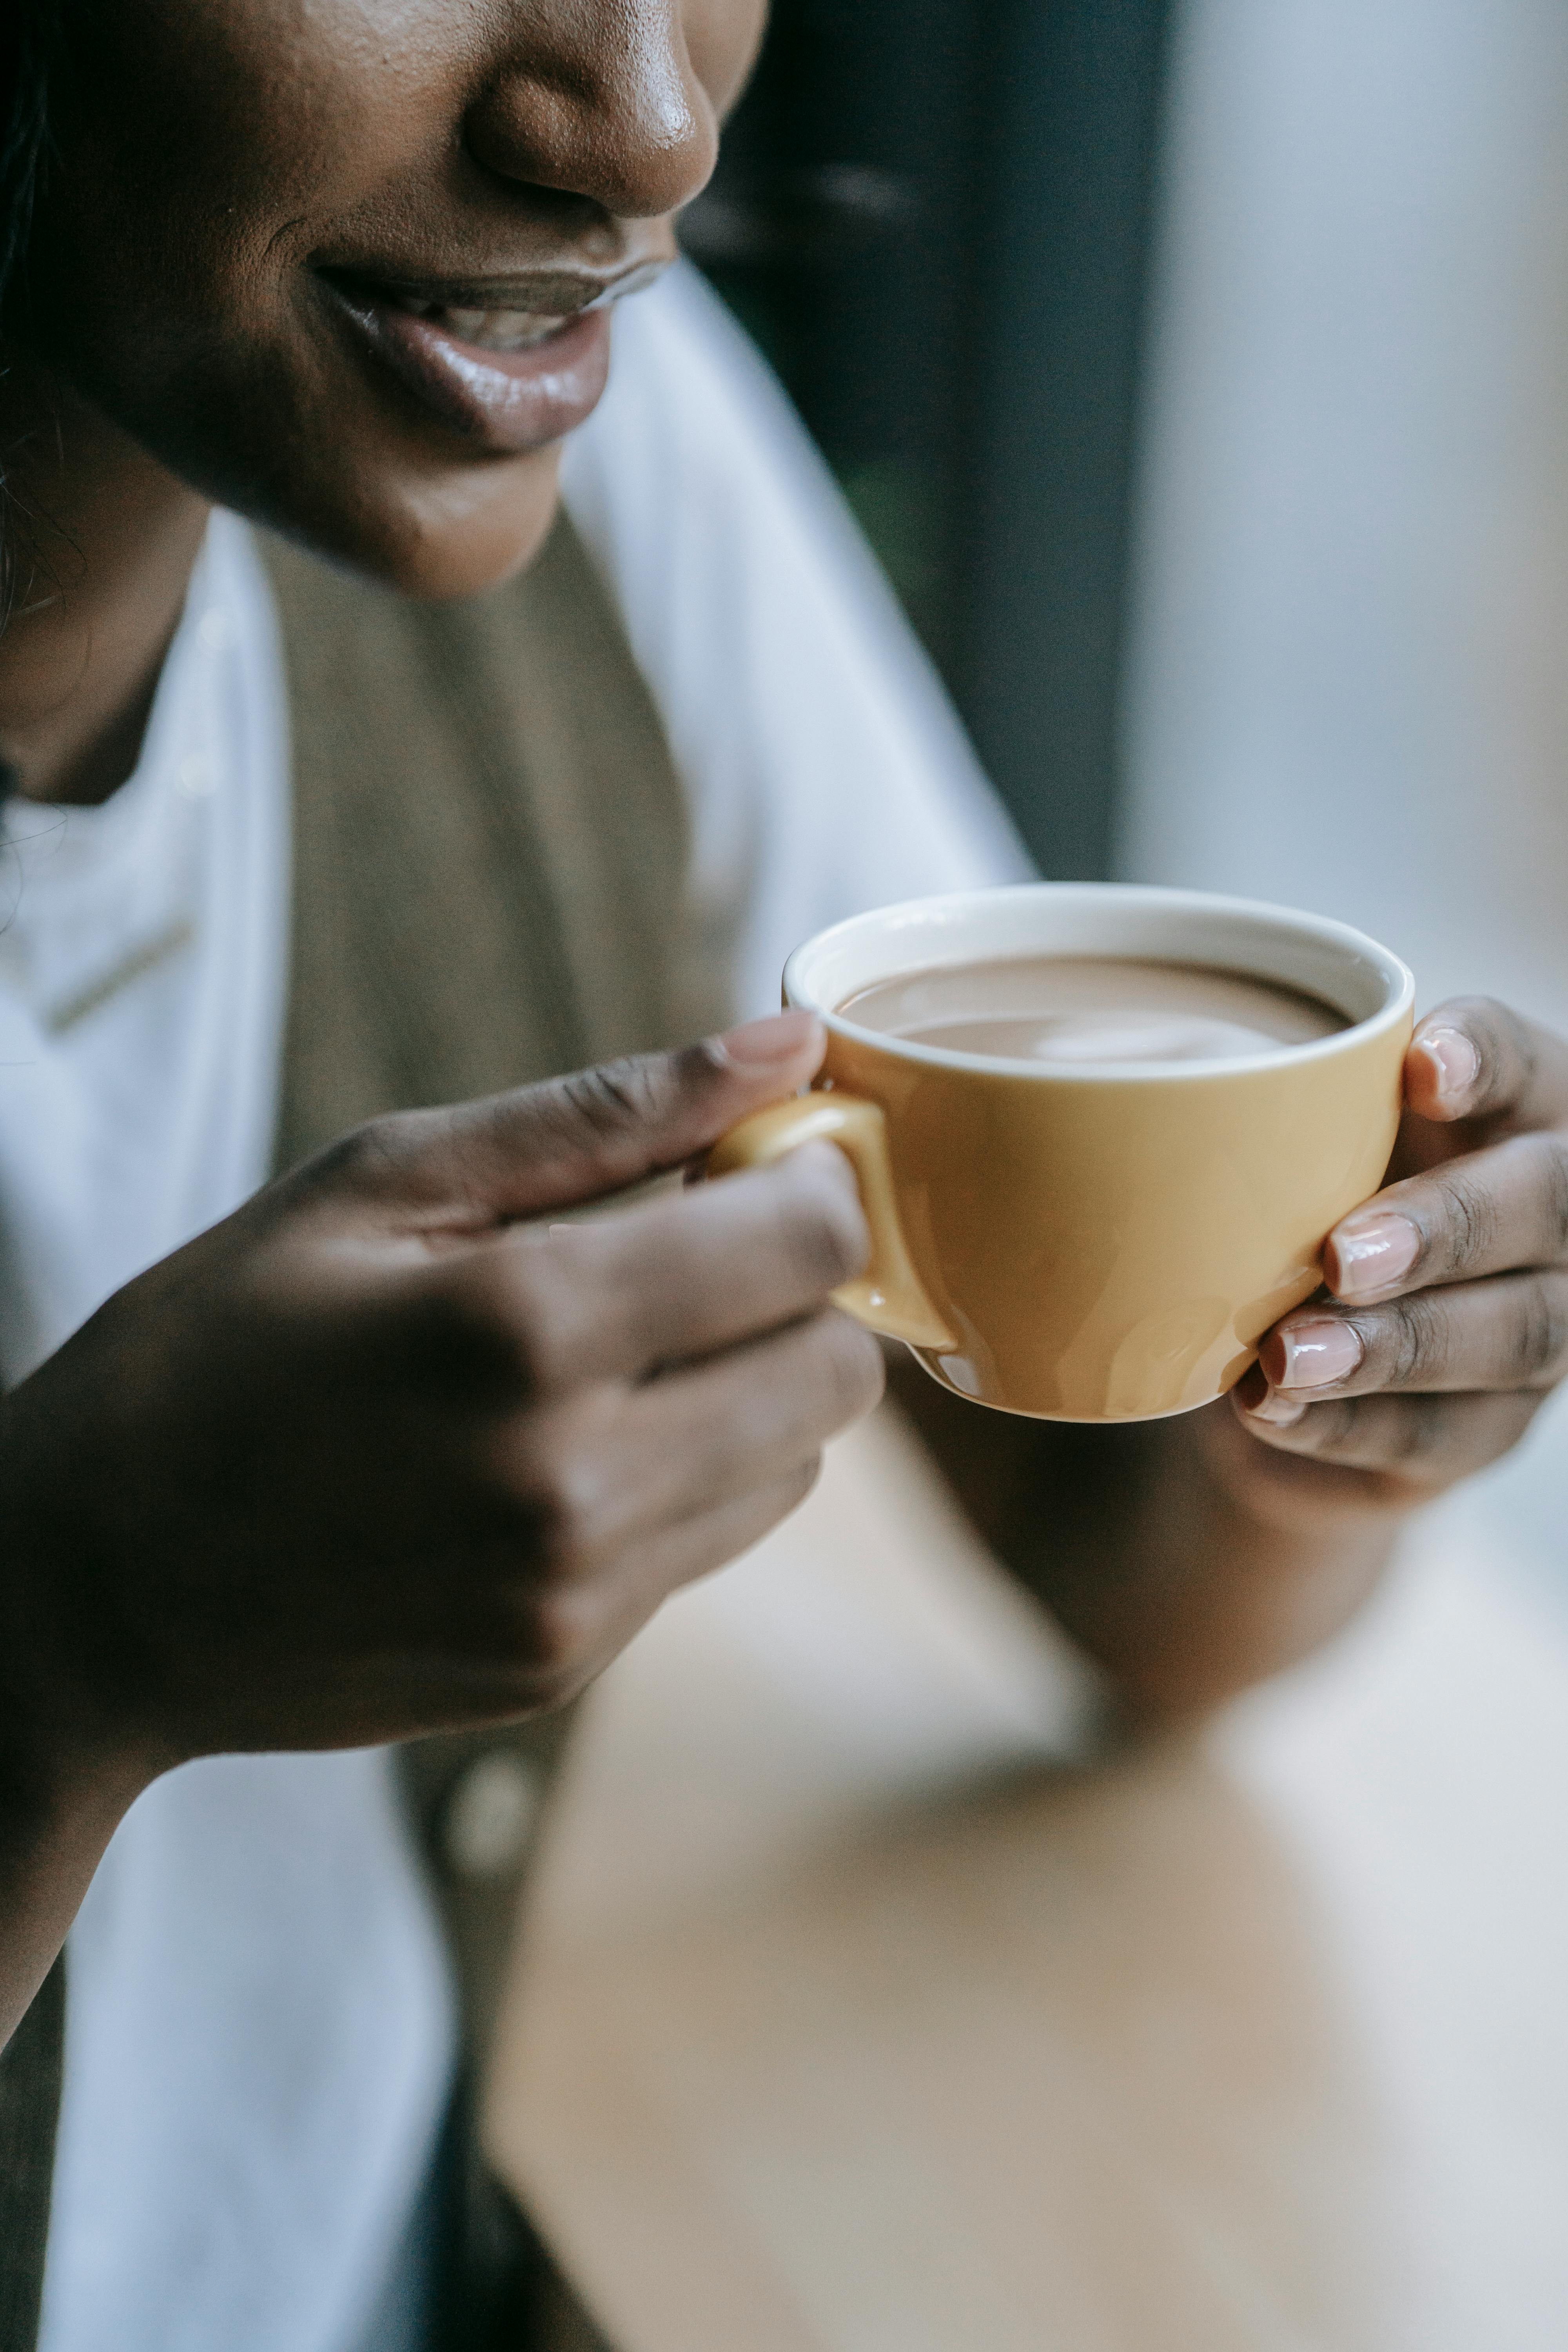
top-left (283, 443), bottom-right (569, 601)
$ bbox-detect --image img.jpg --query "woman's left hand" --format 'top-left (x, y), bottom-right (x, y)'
top-left (900, 993), bottom-right (1568, 1725)
top-left (1232, 996), bottom-right (1568, 1503)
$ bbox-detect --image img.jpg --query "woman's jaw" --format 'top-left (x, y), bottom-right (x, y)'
top-left (13, 223), bottom-right (679, 604)
top-left (260, 231), bottom-right (681, 595)
top-left (5, 0), bottom-right (765, 601)
top-left (281, 227), bottom-right (681, 594)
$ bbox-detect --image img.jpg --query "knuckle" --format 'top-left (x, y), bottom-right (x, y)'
top-left (1530, 1134), bottom-right (1568, 1258)
top-left (1426, 1163), bottom-right (1496, 1276)
top-left (844, 1320), bottom-right (889, 1416)
top-left (1379, 1295), bottom-right (1443, 1387)
top-left (739, 1456), bottom-right (824, 1555)
top-left (1507, 1276), bottom-right (1568, 1385)
top-left (503, 1255), bottom-right (581, 1395)
top-left (509, 1426), bottom-right (613, 1579)
top-left (443, 1249), bottom-right (565, 1399)
top-left (1380, 1399), bottom-right (1452, 1469)
top-left (784, 1453), bottom-right (824, 1512)
top-left (1464, 996), bottom-right (1535, 1113)
top-left (1292, 1397), bottom-right (1361, 1454)
top-left (1501, 1389), bottom-right (1548, 1448)
top-left (307, 1109), bottom-right (428, 1196)
top-left (555, 1054), bottom-right (670, 1140)
top-left (771, 1153), bottom-right (869, 1292)
top-left (519, 1581), bottom-right (597, 1682)
top-left (811, 1310), bottom-right (886, 1424)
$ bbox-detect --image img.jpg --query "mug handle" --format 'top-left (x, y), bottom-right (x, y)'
top-left (707, 1096), bottom-right (955, 1351)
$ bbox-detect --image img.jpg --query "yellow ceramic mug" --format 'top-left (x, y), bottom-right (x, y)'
top-left (708, 884), bottom-right (1414, 1421)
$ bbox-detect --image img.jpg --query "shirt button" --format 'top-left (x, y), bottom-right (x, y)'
top-left (442, 1753), bottom-right (542, 1880)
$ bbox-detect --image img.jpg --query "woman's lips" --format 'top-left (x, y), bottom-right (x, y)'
top-left (325, 279), bottom-right (622, 454)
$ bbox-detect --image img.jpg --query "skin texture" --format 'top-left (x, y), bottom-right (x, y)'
top-left (1, 0), bottom-right (1567, 2051)
top-left (22, 0), bottom-right (757, 588)
top-left (0, 1015), bottom-right (886, 2038)
top-left (0, 0), bottom-right (764, 801)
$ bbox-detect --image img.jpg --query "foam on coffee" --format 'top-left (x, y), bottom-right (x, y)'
top-left (837, 955), bottom-right (1347, 1065)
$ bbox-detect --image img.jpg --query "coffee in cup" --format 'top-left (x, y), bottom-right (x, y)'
top-left (708, 885), bottom-right (1413, 1422)
top-left (838, 954), bottom-right (1348, 1065)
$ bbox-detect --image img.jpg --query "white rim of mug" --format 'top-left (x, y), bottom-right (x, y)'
top-left (783, 882), bottom-right (1417, 1083)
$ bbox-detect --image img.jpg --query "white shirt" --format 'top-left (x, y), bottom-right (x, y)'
top-left (15, 262), bottom-right (1027, 2350)
top-left (561, 263), bottom-right (1030, 1019)
top-left (24, 520), bottom-right (458, 2352)
top-left (0, 515), bottom-right (288, 1385)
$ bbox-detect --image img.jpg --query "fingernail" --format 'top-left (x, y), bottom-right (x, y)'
top-left (1413, 1024), bottom-right (1480, 1106)
top-left (1245, 1387), bottom-right (1305, 1427)
top-left (716, 1010), bottom-right (823, 1067)
top-left (1328, 1210), bottom-right (1421, 1300)
top-left (1272, 1317), bottom-right (1364, 1390)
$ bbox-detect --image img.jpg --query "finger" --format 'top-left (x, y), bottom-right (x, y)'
top-left (1234, 1381), bottom-right (1541, 1486)
top-left (494, 1306), bottom-right (884, 1568)
top-left (1259, 1269), bottom-right (1568, 1401)
top-left (403, 1460), bottom-right (827, 1719)
top-left (1403, 996), bottom-right (1568, 1132)
top-left (1324, 1129), bottom-right (1568, 1305)
top-left (522, 1142), bottom-right (869, 1384)
top-left (303, 1011), bottom-right (826, 1228)
top-left (383, 1140), bottom-right (868, 1413)
top-left (524, 1460), bottom-right (825, 1704)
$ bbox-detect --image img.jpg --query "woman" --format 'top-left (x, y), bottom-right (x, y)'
top-left (2, 3), bottom-right (1566, 2347)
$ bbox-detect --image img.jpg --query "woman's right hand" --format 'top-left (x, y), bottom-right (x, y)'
top-left (0, 1011), bottom-right (880, 1800)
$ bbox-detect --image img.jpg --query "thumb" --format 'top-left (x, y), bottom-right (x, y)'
top-left (312, 1011), bottom-right (826, 1227)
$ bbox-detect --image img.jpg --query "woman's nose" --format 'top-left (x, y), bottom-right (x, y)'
top-left (467, 0), bottom-right (719, 221)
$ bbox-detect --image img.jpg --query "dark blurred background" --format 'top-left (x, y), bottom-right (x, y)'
top-left (681, 0), bottom-right (1171, 881)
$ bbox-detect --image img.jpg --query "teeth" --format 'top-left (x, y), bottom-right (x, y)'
top-left (454, 309), bottom-right (568, 351)
top-left (393, 294), bottom-right (568, 351)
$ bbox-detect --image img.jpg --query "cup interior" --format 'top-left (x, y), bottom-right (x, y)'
top-left (786, 884), bottom-right (1414, 1080)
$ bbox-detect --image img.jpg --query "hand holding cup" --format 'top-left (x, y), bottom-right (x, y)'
top-left (0, 1016), bottom-right (883, 1779)
top-left (1236, 997), bottom-right (1568, 1495)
